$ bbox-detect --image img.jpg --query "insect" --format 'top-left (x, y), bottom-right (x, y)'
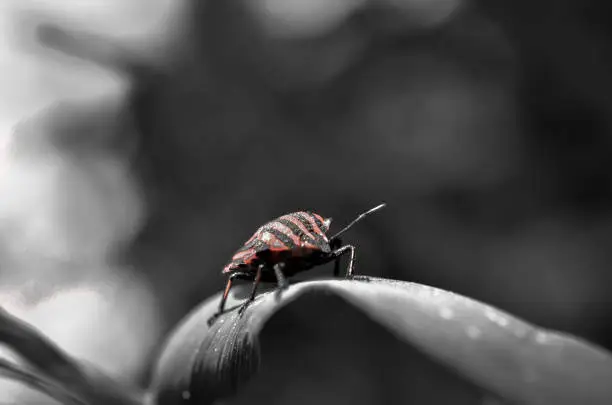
top-left (207, 203), bottom-right (386, 325)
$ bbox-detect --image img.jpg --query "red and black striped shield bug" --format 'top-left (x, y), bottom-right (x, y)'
top-left (207, 203), bottom-right (386, 325)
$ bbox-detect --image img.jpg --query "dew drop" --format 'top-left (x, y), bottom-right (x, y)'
top-left (535, 331), bottom-right (549, 344)
top-left (439, 307), bottom-right (454, 320)
top-left (485, 308), bottom-right (509, 327)
top-left (466, 325), bottom-right (482, 339)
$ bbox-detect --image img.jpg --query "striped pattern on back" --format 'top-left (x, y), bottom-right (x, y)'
top-left (222, 211), bottom-right (331, 273)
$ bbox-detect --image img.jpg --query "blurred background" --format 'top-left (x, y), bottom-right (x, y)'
top-left (1, 0), bottom-right (612, 403)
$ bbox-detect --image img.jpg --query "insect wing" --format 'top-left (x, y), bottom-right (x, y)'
top-left (222, 230), bottom-right (266, 273)
top-left (221, 211), bottom-right (332, 274)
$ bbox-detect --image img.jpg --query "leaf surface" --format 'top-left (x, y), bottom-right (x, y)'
top-left (151, 277), bottom-right (612, 405)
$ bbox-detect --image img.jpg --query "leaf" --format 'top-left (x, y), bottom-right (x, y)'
top-left (0, 307), bottom-right (144, 405)
top-left (0, 357), bottom-right (84, 405)
top-left (150, 277), bottom-right (612, 404)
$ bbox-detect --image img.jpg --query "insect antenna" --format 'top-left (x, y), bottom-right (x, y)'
top-left (328, 203), bottom-right (386, 242)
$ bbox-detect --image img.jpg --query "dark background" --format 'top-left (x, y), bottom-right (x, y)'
top-left (1, 0), bottom-right (612, 402)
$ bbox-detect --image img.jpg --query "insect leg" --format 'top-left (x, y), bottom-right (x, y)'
top-left (249, 264), bottom-right (264, 301)
top-left (273, 262), bottom-right (289, 301)
top-left (331, 238), bottom-right (343, 277)
top-left (273, 262), bottom-right (289, 290)
top-left (208, 272), bottom-right (247, 325)
top-left (329, 245), bottom-right (355, 277)
top-left (239, 265), bottom-right (264, 315)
